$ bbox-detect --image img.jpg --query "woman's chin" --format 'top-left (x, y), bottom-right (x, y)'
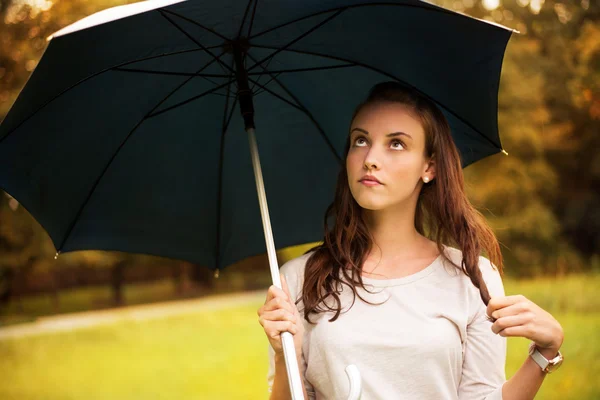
top-left (355, 198), bottom-right (386, 211)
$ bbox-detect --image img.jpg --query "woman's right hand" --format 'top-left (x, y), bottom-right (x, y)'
top-left (257, 274), bottom-right (304, 356)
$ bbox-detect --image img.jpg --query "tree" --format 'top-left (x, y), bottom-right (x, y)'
top-left (432, 0), bottom-right (599, 274)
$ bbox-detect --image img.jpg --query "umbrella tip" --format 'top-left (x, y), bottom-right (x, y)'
top-left (214, 268), bottom-right (220, 279)
top-left (501, 149), bottom-right (509, 156)
top-left (54, 251), bottom-right (61, 260)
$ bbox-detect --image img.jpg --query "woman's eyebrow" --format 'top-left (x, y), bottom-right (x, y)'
top-left (350, 127), bottom-right (412, 139)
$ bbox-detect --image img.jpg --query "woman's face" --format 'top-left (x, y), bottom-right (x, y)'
top-left (346, 101), bottom-right (435, 211)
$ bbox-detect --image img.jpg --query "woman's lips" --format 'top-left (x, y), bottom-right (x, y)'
top-left (360, 179), bottom-right (381, 186)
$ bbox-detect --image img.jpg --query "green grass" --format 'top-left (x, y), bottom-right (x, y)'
top-left (503, 271), bottom-right (600, 314)
top-left (505, 313), bottom-right (600, 400)
top-left (0, 302), bottom-right (270, 400)
top-left (502, 272), bottom-right (600, 399)
top-left (0, 273), bottom-right (599, 399)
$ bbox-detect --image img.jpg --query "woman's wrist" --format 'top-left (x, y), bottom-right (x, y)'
top-left (274, 351), bottom-right (284, 364)
top-left (536, 345), bottom-right (561, 360)
top-left (536, 331), bottom-right (564, 359)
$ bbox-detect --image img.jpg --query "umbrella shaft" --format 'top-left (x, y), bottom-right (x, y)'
top-left (233, 40), bottom-right (255, 130)
top-left (247, 127), bottom-right (305, 400)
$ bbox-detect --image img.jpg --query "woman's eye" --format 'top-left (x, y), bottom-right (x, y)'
top-left (391, 140), bottom-right (405, 150)
top-left (354, 137), bottom-right (367, 146)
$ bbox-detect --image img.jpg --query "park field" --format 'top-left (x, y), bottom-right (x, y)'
top-left (0, 272), bottom-right (598, 399)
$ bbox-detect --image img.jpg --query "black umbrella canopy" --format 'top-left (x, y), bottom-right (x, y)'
top-left (0, 0), bottom-right (515, 270)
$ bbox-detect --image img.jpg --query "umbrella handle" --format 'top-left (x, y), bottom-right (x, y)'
top-left (345, 364), bottom-right (363, 400)
top-left (279, 331), bottom-right (306, 399)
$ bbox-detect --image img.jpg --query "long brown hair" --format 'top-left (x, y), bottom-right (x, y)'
top-left (299, 81), bottom-right (503, 324)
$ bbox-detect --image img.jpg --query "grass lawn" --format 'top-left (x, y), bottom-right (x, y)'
top-left (0, 273), bottom-right (598, 399)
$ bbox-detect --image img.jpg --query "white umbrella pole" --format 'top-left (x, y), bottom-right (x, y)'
top-left (246, 127), bottom-right (363, 400)
top-left (247, 127), bottom-right (305, 400)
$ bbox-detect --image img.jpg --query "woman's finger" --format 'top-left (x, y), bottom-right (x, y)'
top-left (281, 274), bottom-right (292, 299)
top-left (262, 296), bottom-right (295, 314)
top-left (490, 301), bottom-right (531, 320)
top-left (491, 313), bottom-right (531, 334)
top-left (496, 325), bottom-right (528, 338)
top-left (259, 308), bottom-right (296, 324)
top-left (265, 320), bottom-right (299, 338)
top-left (265, 283), bottom-right (289, 304)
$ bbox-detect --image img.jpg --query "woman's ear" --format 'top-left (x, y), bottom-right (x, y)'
top-left (425, 155), bottom-right (436, 181)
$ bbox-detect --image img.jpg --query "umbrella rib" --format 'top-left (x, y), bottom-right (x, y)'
top-left (243, 0), bottom-right (261, 92)
top-left (249, 2), bottom-right (516, 41)
top-left (247, 0), bottom-right (259, 38)
top-left (159, 8), bottom-right (231, 42)
top-left (246, 53), bottom-right (342, 164)
top-left (245, 76), bottom-right (303, 112)
top-left (113, 69), bottom-right (230, 78)
top-left (112, 67), bottom-right (237, 97)
top-left (216, 60), bottom-right (236, 272)
top-left (252, 88), bottom-right (269, 97)
top-left (147, 79), bottom-right (237, 118)
top-left (223, 92), bottom-right (239, 135)
top-left (251, 71), bottom-right (283, 95)
top-left (158, 10), bottom-right (234, 76)
top-left (237, 0), bottom-right (255, 38)
top-left (57, 75), bottom-right (235, 252)
top-left (251, 44), bottom-right (502, 150)
top-left (249, 53), bottom-right (277, 93)
top-left (247, 64), bottom-right (356, 75)
top-left (116, 46), bottom-right (223, 67)
top-left (246, 8), bottom-right (345, 73)
top-left (135, 49), bottom-right (237, 112)
top-left (154, 51), bottom-right (232, 101)
top-left (0, 47), bottom-right (222, 145)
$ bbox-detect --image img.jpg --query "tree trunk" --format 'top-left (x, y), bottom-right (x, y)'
top-left (172, 262), bottom-right (184, 295)
top-left (50, 269), bottom-right (60, 312)
top-left (190, 264), bottom-right (215, 290)
top-left (0, 267), bottom-right (15, 306)
top-left (111, 261), bottom-right (126, 306)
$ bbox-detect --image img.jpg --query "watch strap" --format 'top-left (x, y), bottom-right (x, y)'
top-left (528, 342), bottom-right (563, 373)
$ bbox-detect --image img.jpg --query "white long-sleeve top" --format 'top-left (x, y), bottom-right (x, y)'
top-left (267, 245), bottom-right (507, 399)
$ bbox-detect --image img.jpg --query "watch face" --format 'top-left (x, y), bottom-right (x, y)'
top-left (546, 354), bottom-right (564, 373)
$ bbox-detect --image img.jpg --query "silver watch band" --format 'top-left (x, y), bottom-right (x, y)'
top-left (529, 345), bottom-right (550, 370)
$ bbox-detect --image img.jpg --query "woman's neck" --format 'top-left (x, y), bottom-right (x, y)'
top-left (362, 203), bottom-right (436, 261)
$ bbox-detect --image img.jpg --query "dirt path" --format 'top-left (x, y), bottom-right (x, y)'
top-left (0, 289), bottom-right (266, 341)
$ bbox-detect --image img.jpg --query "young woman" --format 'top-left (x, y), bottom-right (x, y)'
top-left (257, 81), bottom-right (564, 400)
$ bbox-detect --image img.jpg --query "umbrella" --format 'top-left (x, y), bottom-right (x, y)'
top-left (0, 0), bottom-right (517, 398)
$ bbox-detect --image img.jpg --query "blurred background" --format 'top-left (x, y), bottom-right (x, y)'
top-left (0, 0), bottom-right (598, 399)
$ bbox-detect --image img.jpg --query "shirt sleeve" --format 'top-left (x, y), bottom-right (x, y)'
top-left (266, 255), bottom-right (316, 398)
top-left (457, 256), bottom-right (507, 400)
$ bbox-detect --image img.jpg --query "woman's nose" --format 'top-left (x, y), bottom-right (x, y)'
top-left (364, 151), bottom-right (380, 170)
top-left (364, 161), bottom-right (378, 170)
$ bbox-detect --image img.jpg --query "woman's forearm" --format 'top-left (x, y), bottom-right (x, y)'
top-left (501, 347), bottom-right (560, 400)
top-left (269, 352), bottom-right (309, 400)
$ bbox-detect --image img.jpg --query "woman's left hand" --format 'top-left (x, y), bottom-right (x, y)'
top-left (486, 295), bottom-right (564, 351)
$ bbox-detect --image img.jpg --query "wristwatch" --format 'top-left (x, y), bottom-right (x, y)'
top-left (528, 342), bottom-right (564, 373)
